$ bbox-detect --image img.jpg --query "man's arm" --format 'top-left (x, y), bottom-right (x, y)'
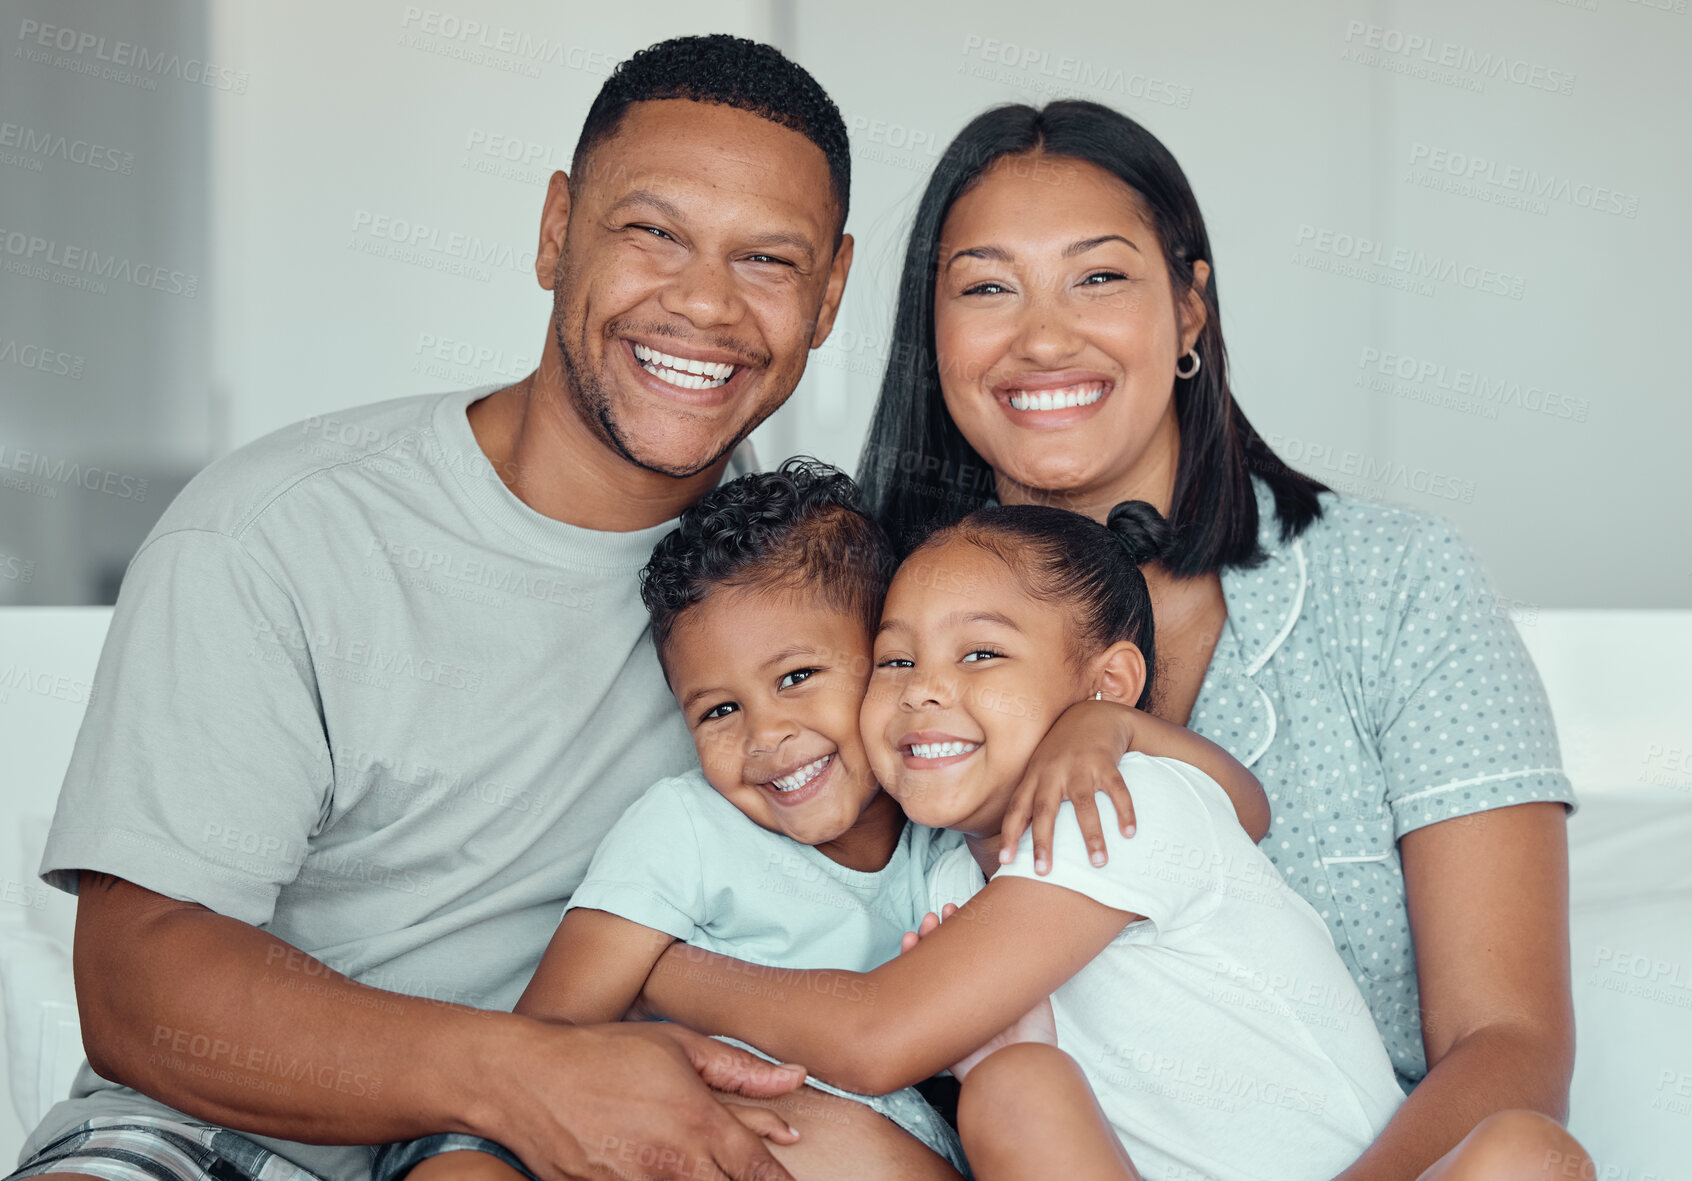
top-left (75, 873), bottom-right (803, 1181)
top-left (638, 876), bottom-right (1133, 1096)
top-left (1330, 803), bottom-right (1575, 1180)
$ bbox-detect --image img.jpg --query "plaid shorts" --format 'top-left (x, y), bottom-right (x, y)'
top-left (6, 1117), bottom-right (327, 1181)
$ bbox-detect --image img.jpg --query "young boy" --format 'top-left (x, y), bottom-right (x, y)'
top-left (378, 460), bottom-right (1266, 1181)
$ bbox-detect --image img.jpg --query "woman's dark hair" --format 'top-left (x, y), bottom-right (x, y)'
top-left (640, 457), bottom-right (893, 675)
top-left (916, 500), bottom-right (1171, 711)
top-left (574, 35), bottom-right (850, 238)
top-left (857, 99), bottom-right (1326, 571)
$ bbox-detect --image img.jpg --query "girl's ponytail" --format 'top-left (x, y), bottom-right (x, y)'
top-left (1105, 500), bottom-right (1174, 569)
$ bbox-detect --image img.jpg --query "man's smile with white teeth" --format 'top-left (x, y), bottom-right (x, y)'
top-left (906, 741), bottom-right (981, 759)
top-left (632, 342), bottom-right (739, 390)
top-left (770, 753), bottom-right (831, 792)
top-left (1006, 382), bottom-right (1106, 412)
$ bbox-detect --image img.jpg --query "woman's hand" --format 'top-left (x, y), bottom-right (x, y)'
top-left (998, 698), bottom-right (1140, 873)
top-left (901, 906), bottom-right (1058, 1081)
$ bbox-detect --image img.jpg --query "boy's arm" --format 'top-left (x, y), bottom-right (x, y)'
top-left (636, 876), bottom-right (1135, 1096)
top-left (998, 700), bottom-right (1269, 871)
top-left (516, 908), bottom-right (678, 1025)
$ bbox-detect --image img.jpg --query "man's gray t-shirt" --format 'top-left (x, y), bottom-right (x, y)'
top-left (27, 388), bottom-right (746, 1181)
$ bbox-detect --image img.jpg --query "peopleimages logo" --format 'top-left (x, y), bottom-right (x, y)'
top-left (397, 8), bottom-right (619, 76)
top-left (0, 121), bottom-right (134, 174)
top-left (960, 34), bottom-right (1193, 108)
top-left (0, 552), bottom-right (37, 583)
top-left (459, 128), bottom-right (569, 185)
top-left (16, 18), bottom-right (249, 93)
top-left (847, 114), bottom-right (945, 173)
top-left (1408, 143), bottom-right (1639, 219)
top-left (1341, 20), bottom-right (1576, 95)
top-left (1356, 346), bottom-right (1590, 423)
top-left (1265, 433), bottom-right (1476, 503)
top-left (0, 339), bottom-right (85, 380)
top-left (0, 661), bottom-right (95, 706)
top-left (463, 128), bottom-right (567, 166)
top-left (0, 226), bottom-right (199, 297)
top-left (412, 331), bottom-right (531, 383)
top-left (348, 210), bottom-right (535, 283)
top-left (0, 443), bottom-right (148, 502)
top-left (1294, 225), bottom-right (1525, 300)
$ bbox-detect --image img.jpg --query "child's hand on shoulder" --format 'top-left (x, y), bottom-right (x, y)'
top-left (999, 698), bottom-right (1141, 875)
top-left (900, 906), bottom-right (1058, 1081)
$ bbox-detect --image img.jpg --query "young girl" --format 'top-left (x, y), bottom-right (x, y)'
top-left (633, 500), bottom-right (1409, 1181)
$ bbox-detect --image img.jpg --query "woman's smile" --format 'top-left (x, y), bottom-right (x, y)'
top-left (994, 369), bottom-right (1115, 429)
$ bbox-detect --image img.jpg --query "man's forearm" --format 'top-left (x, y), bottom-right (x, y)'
top-left (77, 874), bottom-right (525, 1144)
top-left (1332, 1023), bottom-right (1571, 1181)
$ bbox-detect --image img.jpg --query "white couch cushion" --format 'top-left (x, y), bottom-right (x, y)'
top-left (0, 928), bottom-right (82, 1133)
top-left (1564, 794), bottom-right (1692, 1174)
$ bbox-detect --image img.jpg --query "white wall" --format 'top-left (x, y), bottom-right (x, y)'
top-left (2, 0), bottom-right (1687, 607)
top-left (759, 0), bottom-right (1692, 608)
top-left (204, 0), bottom-right (770, 446)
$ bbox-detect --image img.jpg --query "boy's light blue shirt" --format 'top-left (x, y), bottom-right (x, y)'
top-left (566, 768), bottom-right (964, 969)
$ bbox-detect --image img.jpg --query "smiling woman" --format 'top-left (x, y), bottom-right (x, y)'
top-left (858, 101), bottom-right (1321, 568)
top-left (858, 99), bottom-right (1593, 1181)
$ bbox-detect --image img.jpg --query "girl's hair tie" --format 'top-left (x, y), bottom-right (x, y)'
top-left (1105, 500), bottom-right (1174, 568)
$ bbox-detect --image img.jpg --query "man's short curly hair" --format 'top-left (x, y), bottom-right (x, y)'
top-left (573, 34), bottom-right (849, 236)
top-left (640, 458), bottom-right (894, 675)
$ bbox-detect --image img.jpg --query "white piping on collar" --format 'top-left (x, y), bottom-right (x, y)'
top-left (1234, 538), bottom-right (1306, 767)
top-left (1320, 851), bottom-right (1392, 867)
top-left (1244, 539), bottom-right (1307, 678)
top-left (1242, 679), bottom-right (1277, 768)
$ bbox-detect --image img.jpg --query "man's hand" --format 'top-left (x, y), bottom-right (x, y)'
top-left (71, 874), bottom-right (802, 1181)
top-left (481, 1020), bottom-right (805, 1181)
top-left (640, 1021), bottom-right (806, 1099)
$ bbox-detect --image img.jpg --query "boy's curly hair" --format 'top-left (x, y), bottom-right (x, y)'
top-left (641, 458), bottom-right (894, 673)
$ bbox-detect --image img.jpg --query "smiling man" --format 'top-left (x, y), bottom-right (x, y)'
top-left (11, 36), bottom-right (859, 1181)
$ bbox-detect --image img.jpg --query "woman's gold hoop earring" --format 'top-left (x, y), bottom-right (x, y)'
top-left (1175, 349), bottom-right (1201, 380)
